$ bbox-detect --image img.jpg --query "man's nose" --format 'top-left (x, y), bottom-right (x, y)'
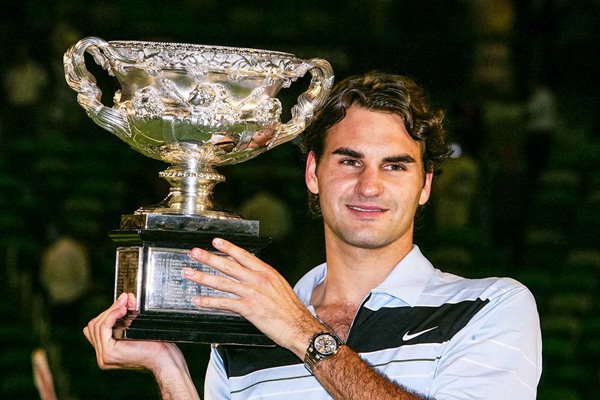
top-left (356, 167), bottom-right (384, 197)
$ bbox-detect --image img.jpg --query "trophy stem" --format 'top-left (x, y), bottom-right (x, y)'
top-left (158, 161), bottom-right (229, 217)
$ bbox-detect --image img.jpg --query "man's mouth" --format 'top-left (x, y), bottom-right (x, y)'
top-left (347, 205), bottom-right (387, 213)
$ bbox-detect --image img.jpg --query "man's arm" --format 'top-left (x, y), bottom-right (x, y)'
top-left (83, 293), bottom-right (201, 400)
top-left (313, 345), bottom-right (428, 399)
top-left (187, 238), bottom-right (429, 400)
top-left (153, 357), bottom-right (199, 400)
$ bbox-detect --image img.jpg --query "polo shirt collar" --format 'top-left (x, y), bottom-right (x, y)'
top-left (370, 245), bottom-right (435, 307)
top-left (294, 245), bottom-right (435, 308)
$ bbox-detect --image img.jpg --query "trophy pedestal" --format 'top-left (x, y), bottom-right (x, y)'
top-left (109, 213), bottom-right (273, 346)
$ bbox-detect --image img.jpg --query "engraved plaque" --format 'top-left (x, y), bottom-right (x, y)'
top-left (115, 247), bottom-right (142, 299)
top-left (145, 247), bottom-right (236, 316)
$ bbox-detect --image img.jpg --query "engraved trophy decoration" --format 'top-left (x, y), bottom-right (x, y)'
top-left (64, 37), bottom-right (333, 344)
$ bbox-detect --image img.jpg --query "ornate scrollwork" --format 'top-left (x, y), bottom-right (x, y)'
top-left (133, 87), bottom-right (166, 119)
top-left (109, 41), bottom-right (304, 80)
top-left (64, 37), bottom-right (333, 215)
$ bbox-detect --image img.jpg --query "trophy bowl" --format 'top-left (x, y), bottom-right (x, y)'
top-left (64, 37), bottom-right (334, 345)
top-left (64, 36), bottom-right (333, 216)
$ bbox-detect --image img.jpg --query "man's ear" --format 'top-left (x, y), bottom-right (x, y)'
top-left (419, 172), bottom-right (434, 205)
top-left (305, 151), bottom-right (319, 194)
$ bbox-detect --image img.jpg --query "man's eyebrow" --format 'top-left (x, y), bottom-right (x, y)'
top-left (383, 154), bottom-right (416, 164)
top-left (332, 147), bottom-right (363, 158)
top-left (331, 147), bottom-right (417, 164)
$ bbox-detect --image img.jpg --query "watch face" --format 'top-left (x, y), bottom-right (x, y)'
top-left (314, 333), bottom-right (339, 356)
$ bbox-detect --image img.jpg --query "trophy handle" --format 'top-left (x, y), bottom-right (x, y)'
top-left (268, 58), bottom-right (334, 148)
top-left (63, 37), bottom-right (131, 140)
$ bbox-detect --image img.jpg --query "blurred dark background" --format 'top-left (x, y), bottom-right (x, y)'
top-left (1, 0), bottom-right (599, 399)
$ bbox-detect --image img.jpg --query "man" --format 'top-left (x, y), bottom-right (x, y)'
top-left (84, 71), bottom-right (542, 399)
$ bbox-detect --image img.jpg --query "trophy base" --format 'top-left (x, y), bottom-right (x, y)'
top-left (109, 213), bottom-right (273, 346)
top-left (113, 310), bottom-right (273, 345)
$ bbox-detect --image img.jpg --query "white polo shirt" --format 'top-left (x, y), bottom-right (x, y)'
top-left (204, 246), bottom-right (542, 399)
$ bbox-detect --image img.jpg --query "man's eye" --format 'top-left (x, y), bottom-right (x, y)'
top-left (341, 159), bottom-right (360, 167)
top-left (385, 164), bottom-right (406, 171)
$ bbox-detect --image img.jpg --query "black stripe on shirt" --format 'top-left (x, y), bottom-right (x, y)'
top-left (217, 298), bottom-right (489, 378)
top-left (348, 298), bottom-right (490, 352)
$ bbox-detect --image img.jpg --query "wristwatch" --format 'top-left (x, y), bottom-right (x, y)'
top-left (304, 331), bottom-right (343, 373)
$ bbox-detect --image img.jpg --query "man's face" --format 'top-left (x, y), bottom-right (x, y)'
top-left (305, 106), bottom-right (433, 251)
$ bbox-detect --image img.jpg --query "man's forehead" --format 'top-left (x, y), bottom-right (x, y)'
top-left (323, 108), bottom-right (424, 157)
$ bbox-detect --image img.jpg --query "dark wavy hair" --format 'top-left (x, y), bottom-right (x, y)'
top-left (300, 71), bottom-right (452, 216)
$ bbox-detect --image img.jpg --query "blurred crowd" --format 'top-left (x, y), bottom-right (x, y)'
top-left (0, 1), bottom-right (599, 398)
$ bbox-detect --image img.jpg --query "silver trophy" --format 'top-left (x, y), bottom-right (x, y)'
top-left (64, 37), bottom-right (333, 344)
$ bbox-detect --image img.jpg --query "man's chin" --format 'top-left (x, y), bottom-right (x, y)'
top-left (339, 233), bottom-right (395, 250)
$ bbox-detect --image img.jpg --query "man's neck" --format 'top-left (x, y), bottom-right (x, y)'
top-left (311, 234), bottom-right (414, 309)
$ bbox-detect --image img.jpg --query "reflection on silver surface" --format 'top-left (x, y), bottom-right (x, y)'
top-left (64, 37), bottom-right (334, 216)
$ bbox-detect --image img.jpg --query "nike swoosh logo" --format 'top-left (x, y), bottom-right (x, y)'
top-left (402, 326), bottom-right (438, 341)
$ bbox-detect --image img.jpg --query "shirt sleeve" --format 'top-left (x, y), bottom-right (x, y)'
top-left (204, 344), bottom-right (231, 400)
top-left (430, 280), bottom-right (542, 400)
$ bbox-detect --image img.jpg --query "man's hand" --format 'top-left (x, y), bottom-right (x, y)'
top-left (83, 293), bottom-right (182, 372)
top-left (185, 238), bottom-right (324, 358)
top-left (83, 293), bottom-right (201, 399)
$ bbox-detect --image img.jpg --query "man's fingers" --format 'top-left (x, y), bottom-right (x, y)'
top-left (85, 293), bottom-right (129, 351)
top-left (210, 238), bottom-right (267, 272)
top-left (188, 248), bottom-right (240, 277)
top-left (83, 326), bottom-right (92, 344)
top-left (183, 267), bottom-right (249, 297)
top-left (192, 295), bottom-right (242, 314)
top-left (126, 293), bottom-right (137, 309)
top-left (104, 295), bottom-right (130, 325)
top-left (187, 239), bottom-right (270, 282)
top-left (188, 250), bottom-right (258, 287)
